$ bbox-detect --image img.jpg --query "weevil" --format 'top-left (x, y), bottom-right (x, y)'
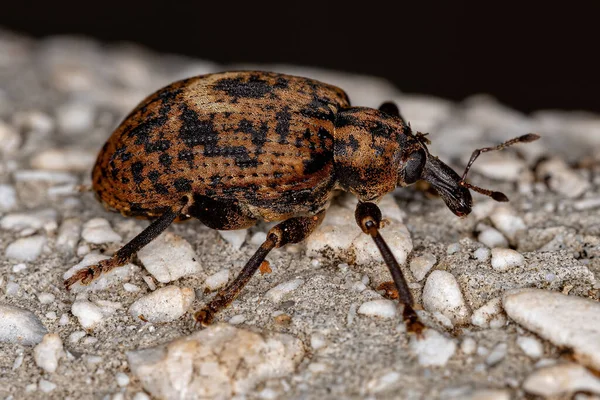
top-left (65, 71), bottom-right (539, 331)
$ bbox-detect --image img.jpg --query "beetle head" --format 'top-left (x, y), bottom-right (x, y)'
top-left (401, 133), bottom-right (540, 217)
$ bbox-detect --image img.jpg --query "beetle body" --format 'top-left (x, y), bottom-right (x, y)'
top-left (93, 71), bottom-right (427, 227)
top-left (77, 70), bottom-right (537, 329)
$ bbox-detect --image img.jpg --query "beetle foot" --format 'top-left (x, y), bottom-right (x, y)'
top-left (64, 258), bottom-right (118, 289)
top-left (194, 309), bottom-right (214, 328)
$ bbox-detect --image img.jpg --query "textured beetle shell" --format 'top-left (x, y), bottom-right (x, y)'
top-left (93, 71), bottom-right (351, 222)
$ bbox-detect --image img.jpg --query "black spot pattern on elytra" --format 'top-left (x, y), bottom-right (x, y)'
top-left (147, 170), bottom-right (160, 183)
top-left (153, 183), bottom-right (170, 195)
top-left (145, 140), bottom-right (171, 153)
top-left (178, 104), bottom-right (219, 149)
top-left (275, 107), bottom-right (292, 144)
top-left (159, 153), bottom-right (172, 169)
top-left (174, 178), bottom-right (192, 192)
top-left (178, 149), bottom-right (195, 168)
top-left (213, 75), bottom-right (274, 101)
top-left (131, 162), bottom-right (145, 184)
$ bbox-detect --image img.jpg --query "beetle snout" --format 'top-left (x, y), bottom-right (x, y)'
top-left (421, 156), bottom-right (473, 217)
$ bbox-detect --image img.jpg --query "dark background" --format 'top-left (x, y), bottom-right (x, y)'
top-left (3, 1), bottom-right (599, 114)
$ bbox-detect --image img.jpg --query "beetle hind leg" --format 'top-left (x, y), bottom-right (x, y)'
top-left (64, 200), bottom-right (187, 289)
top-left (195, 210), bottom-right (326, 326)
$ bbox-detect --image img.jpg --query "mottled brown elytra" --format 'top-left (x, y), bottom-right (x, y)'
top-left (65, 71), bottom-right (539, 331)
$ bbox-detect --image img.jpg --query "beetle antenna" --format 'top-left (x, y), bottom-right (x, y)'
top-left (459, 133), bottom-right (540, 202)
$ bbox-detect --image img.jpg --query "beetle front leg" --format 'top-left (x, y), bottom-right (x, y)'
top-left (355, 202), bottom-right (424, 334)
top-left (195, 210), bottom-right (326, 327)
top-left (64, 201), bottom-right (187, 289)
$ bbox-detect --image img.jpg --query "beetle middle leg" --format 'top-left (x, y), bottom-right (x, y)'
top-left (195, 210), bottom-right (326, 326)
top-left (355, 201), bottom-right (424, 334)
top-left (64, 199), bottom-right (188, 289)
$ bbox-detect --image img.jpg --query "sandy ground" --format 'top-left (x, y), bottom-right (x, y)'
top-left (0, 30), bottom-right (599, 400)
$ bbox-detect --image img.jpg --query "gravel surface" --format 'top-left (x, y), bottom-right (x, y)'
top-left (1, 29), bottom-right (600, 399)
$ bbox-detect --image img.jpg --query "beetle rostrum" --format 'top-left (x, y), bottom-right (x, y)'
top-left (65, 71), bottom-right (539, 332)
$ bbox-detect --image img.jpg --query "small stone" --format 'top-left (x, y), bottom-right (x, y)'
top-left (471, 297), bottom-right (503, 328)
top-left (461, 337), bottom-right (477, 355)
top-left (523, 363), bottom-right (600, 397)
top-left (357, 300), bottom-right (398, 319)
top-left (0, 304), bottom-right (48, 345)
top-left (1, 208), bottom-right (58, 231)
top-left (68, 330), bottom-right (86, 344)
top-left (127, 323), bottom-right (304, 399)
top-left (503, 288), bottom-right (600, 370)
top-left (6, 282), bottom-right (20, 296)
top-left (250, 231), bottom-right (267, 246)
top-left (25, 383), bottom-right (37, 393)
top-left (473, 247), bottom-right (491, 262)
top-left (12, 263), bottom-right (27, 273)
top-left (133, 393), bottom-right (151, 400)
top-left (478, 227), bottom-right (508, 248)
top-left (485, 342), bottom-right (507, 366)
top-left (409, 329), bottom-right (457, 367)
top-left (537, 157), bottom-right (591, 199)
top-left (422, 270), bottom-right (470, 325)
top-left (37, 292), bottom-right (55, 304)
top-left (310, 333), bottom-right (328, 350)
top-left (517, 335), bottom-right (544, 359)
top-left (228, 315), bottom-right (246, 325)
top-left (5, 235), bottom-right (47, 261)
top-left (13, 170), bottom-right (78, 184)
top-left (409, 253), bottom-right (437, 281)
top-left (142, 275), bottom-right (157, 291)
top-left (56, 218), bottom-right (81, 254)
top-left (0, 120), bottom-right (21, 153)
top-left (71, 300), bottom-right (106, 329)
top-left (446, 243), bottom-right (461, 255)
top-left (12, 351), bottom-right (24, 370)
top-left (489, 205), bottom-right (527, 243)
top-left (266, 279), bottom-right (305, 303)
top-left (466, 389), bottom-right (511, 400)
top-left (81, 218), bottom-right (122, 244)
top-left (56, 102), bottom-right (95, 134)
top-left (38, 379), bottom-right (57, 393)
top-left (58, 314), bottom-right (69, 326)
top-left (0, 184), bottom-right (17, 212)
top-left (204, 269), bottom-right (230, 291)
top-left (30, 148), bottom-right (96, 171)
top-left (64, 253), bottom-right (136, 293)
top-left (123, 283), bottom-right (141, 292)
top-left (491, 248), bottom-right (524, 271)
top-left (367, 371), bottom-right (401, 393)
top-left (218, 229), bottom-right (247, 250)
top-left (573, 196), bottom-right (600, 211)
top-left (33, 333), bottom-right (64, 373)
top-left (138, 232), bottom-right (202, 283)
top-left (115, 372), bottom-right (130, 387)
top-left (129, 286), bottom-right (195, 323)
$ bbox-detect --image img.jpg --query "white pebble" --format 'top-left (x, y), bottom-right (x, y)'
top-left (218, 229), bottom-right (247, 250)
top-left (56, 218), bottom-right (81, 254)
top-left (71, 300), bottom-right (105, 329)
top-left (45, 311), bottom-right (57, 320)
top-left (68, 330), bottom-right (86, 344)
top-left (517, 335), bottom-right (544, 359)
top-left (485, 343), bottom-right (507, 366)
top-left (0, 184), bottom-right (17, 212)
top-left (266, 279), bottom-right (305, 303)
top-left (33, 333), bottom-right (64, 373)
top-left (422, 270), bottom-right (470, 325)
top-left (1, 208), bottom-right (57, 231)
top-left (123, 283), bottom-right (141, 292)
top-left (133, 393), bottom-right (151, 400)
top-left (503, 288), bottom-right (600, 370)
top-left (537, 157), bottom-right (591, 199)
top-left (409, 329), bottom-right (457, 366)
top-left (12, 351), bottom-right (24, 370)
top-left (13, 170), bottom-right (77, 184)
top-left (142, 276), bottom-right (157, 291)
top-left (82, 336), bottom-right (98, 346)
top-left (491, 248), bottom-right (524, 271)
top-left (357, 300), bottom-right (397, 319)
top-left (0, 304), bottom-right (48, 345)
top-left (204, 269), bottom-right (230, 291)
top-left (12, 263), bottom-right (27, 273)
top-left (352, 220), bottom-right (412, 265)
top-left (523, 362), bottom-right (600, 397)
top-left (471, 297), bottom-right (503, 328)
top-left (573, 196), bottom-right (600, 211)
top-left (473, 247), bottom-right (491, 262)
top-left (0, 120), bottom-right (21, 153)
top-left (58, 314), bottom-right (70, 326)
top-left (37, 292), bottom-right (55, 304)
top-left (446, 243), bottom-right (461, 255)
top-left (137, 232), bottom-right (202, 283)
top-left (347, 303), bottom-right (357, 326)
top-left (228, 315), bottom-right (246, 325)
top-left (127, 324), bottom-right (304, 399)
top-left (6, 282), bottom-right (20, 296)
top-left (64, 253), bottom-right (136, 293)
top-left (85, 355), bottom-right (103, 366)
top-left (461, 337), bottom-right (477, 355)
top-left (478, 227), bottom-right (508, 248)
top-left (489, 205), bottom-right (526, 243)
top-left (56, 102), bottom-right (95, 134)
top-left (5, 235), bottom-right (47, 261)
top-left (367, 371), bottom-right (401, 393)
top-left (115, 372), bottom-right (130, 387)
top-left (30, 148), bottom-right (96, 171)
top-left (81, 218), bottom-right (122, 244)
top-left (25, 383), bottom-right (37, 393)
top-left (250, 231), bottom-right (267, 245)
top-left (310, 333), bottom-right (328, 350)
top-left (129, 286), bottom-right (195, 323)
top-left (38, 379), bottom-right (57, 393)
top-left (409, 253), bottom-right (437, 281)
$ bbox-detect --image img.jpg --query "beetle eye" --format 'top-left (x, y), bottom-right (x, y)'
top-left (402, 149), bottom-right (426, 184)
